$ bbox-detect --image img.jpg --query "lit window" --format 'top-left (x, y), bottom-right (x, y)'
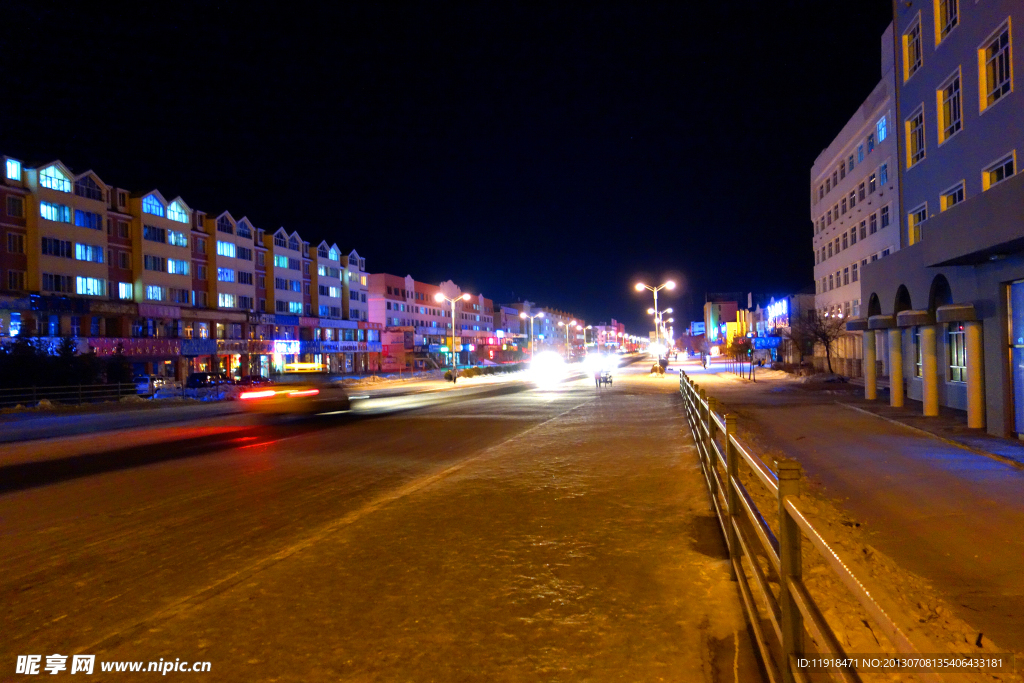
top-left (948, 322), bottom-right (966, 382)
top-left (289, 301), bottom-right (302, 314)
top-left (983, 153), bottom-right (1015, 190)
top-left (941, 182), bottom-right (965, 210)
top-left (118, 282), bottom-right (133, 300)
top-left (903, 17), bottom-right (923, 81)
top-left (75, 243), bottom-right (104, 263)
top-left (39, 165), bottom-right (71, 192)
top-left (274, 254), bottom-right (288, 268)
top-left (167, 201), bottom-right (188, 223)
top-left (219, 293), bottom-right (236, 308)
top-left (869, 173), bottom-right (877, 193)
top-left (936, 0), bottom-right (958, 43)
top-left (217, 240), bottom-right (237, 258)
top-left (40, 202), bottom-right (71, 223)
top-left (938, 71), bottom-right (962, 142)
top-left (217, 267), bottom-right (235, 282)
top-left (877, 116), bottom-right (887, 143)
top-left (330, 248), bottom-right (339, 261)
top-left (857, 145), bottom-right (864, 163)
top-left (980, 23), bottom-right (1012, 109)
top-left (880, 163), bottom-right (888, 186)
top-left (5, 159), bottom-right (21, 180)
top-left (167, 259), bottom-right (190, 276)
top-left (76, 276), bottom-right (105, 297)
top-left (906, 108), bottom-right (925, 167)
top-left (142, 194), bottom-right (165, 217)
top-left (146, 285), bottom-right (165, 301)
top-left (168, 230), bottom-right (188, 247)
top-left (74, 210), bottom-right (102, 230)
top-left (908, 204), bottom-right (928, 245)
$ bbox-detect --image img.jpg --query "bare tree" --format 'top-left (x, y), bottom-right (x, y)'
top-left (786, 314), bottom-right (847, 374)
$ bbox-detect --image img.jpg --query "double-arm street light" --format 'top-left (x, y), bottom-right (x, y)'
top-left (519, 311), bottom-right (545, 359)
top-left (557, 319), bottom-right (582, 361)
top-left (635, 280), bottom-right (675, 346)
top-left (435, 292), bottom-right (471, 380)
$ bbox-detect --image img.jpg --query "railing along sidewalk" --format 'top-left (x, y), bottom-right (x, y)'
top-left (679, 370), bottom-right (942, 683)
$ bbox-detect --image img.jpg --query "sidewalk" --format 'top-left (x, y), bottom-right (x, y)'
top-left (682, 359), bottom-right (1024, 655)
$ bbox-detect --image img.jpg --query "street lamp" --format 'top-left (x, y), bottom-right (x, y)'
top-left (635, 280), bottom-right (675, 347)
top-left (519, 311), bottom-right (545, 359)
top-left (435, 291), bottom-right (471, 381)
top-left (557, 319), bottom-right (581, 361)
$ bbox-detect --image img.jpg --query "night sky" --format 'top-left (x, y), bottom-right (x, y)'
top-left (5, 3), bottom-right (893, 332)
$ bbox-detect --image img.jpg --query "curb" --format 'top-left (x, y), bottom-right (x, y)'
top-left (836, 401), bottom-right (1024, 471)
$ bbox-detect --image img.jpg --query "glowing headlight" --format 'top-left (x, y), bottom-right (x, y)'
top-left (530, 351), bottom-right (566, 388)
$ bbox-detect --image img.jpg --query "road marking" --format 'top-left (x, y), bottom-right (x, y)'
top-left (75, 398), bottom-right (595, 655)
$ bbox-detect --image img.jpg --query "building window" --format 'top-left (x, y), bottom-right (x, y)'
top-left (877, 116), bottom-right (887, 143)
top-left (938, 71), bottom-right (962, 143)
top-left (850, 227), bottom-right (857, 245)
top-left (826, 178), bottom-right (831, 193)
top-left (948, 322), bottom-right (966, 382)
top-left (143, 225), bottom-right (166, 243)
top-left (74, 210), bottom-right (102, 230)
top-left (980, 23), bottom-right (1012, 109)
top-left (40, 202), bottom-right (71, 223)
top-left (881, 205), bottom-right (890, 228)
top-left (859, 220), bottom-right (867, 240)
top-left (169, 288), bottom-right (189, 304)
top-left (117, 221), bottom-right (129, 238)
top-left (7, 270), bottom-right (25, 290)
top-left (869, 214), bottom-right (878, 234)
top-left (197, 265), bottom-right (208, 281)
top-left (908, 204), bottom-right (928, 245)
top-left (216, 216), bottom-right (233, 234)
top-left (142, 195), bottom-right (165, 217)
top-left (914, 328), bottom-right (923, 377)
top-left (217, 267), bottom-right (235, 282)
top-left (857, 145), bottom-right (864, 163)
top-left (144, 255), bottom-right (166, 272)
top-left (75, 243), bottom-right (104, 263)
top-left (879, 163), bottom-right (888, 186)
top-left (867, 134), bottom-right (874, 153)
top-left (217, 240), bottom-right (237, 258)
top-left (218, 293), bottom-right (236, 308)
top-left (906, 108), bottom-right (925, 167)
top-left (903, 17), bottom-right (923, 81)
top-left (118, 251), bottom-right (130, 269)
top-left (983, 153), bottom-right (1015, 190)
top-left (273, 254), bottom-right (288, 268)
top-left (238, 271), bottom-right (253, 285)
top-left (168, 230), bottom-right (188, 247)
top-left (5, 159), bottom-right (21, 181)
top-left (7, 232), bottom-right (25, 253)
top-left (167, 201), bottom-right (188, 223)
top-left (167, 258), bottom-right (189, 276)
top-left (274, 234), bottom-right (287, 248)
top-left (841, 198), bottom-right (847, 215)
top-left (868, 173), bottom-right (877, 193)
top-left (39, 165), bottom-right (71, 192)
top-left (843, 267), bottom-right (850, 286)
top-left (42, 273), bottom-right (74, 293)
top-left (941, 181), bottom-right (965, 210)
top-left (118, 282), bottom-right (133, 300)
top-left (236, 220), bottom-right (252, 238)
top-left (74, 176), bottom-right (104, 201)
top-left (840, 162), bottom-right (846, 180)
top-left (76, 276), bottom-right (105, 297)
top-left (832, 171), bottom-right (837, 187)
top-left (849, 190), bottom-right (856, 209)
top-left (842, 233), bottom-right (848, 250)
top-left (193, 291), bottom-right (208, 308)
top-left (852, 262), bottom-right (859, 282)
top-left (6, 195), bottom-right (24, 218)
top-left (827, 242), bottom-right (833, 258)
top-left (829, 274), bottom-right (834, 291)
top-left (41, 237), bottom-right (73, 258)
top-left (858, 182), bottom-right (865, 201)
top-left (146, 285), bottom-right (165, 301)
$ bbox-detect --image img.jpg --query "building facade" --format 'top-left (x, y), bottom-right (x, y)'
top-left (853, 0), bottom-right (1023, 436)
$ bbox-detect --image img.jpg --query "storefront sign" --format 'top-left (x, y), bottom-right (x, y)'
top-left (248, 340), bottom-right (275, 355)
top-left (275, 315), bottom-right (300, 326)
top-left (217, 340), bottom-right (248, 355)
top-left (139, 304), bottom-right (181, 319)
top-left (248, 313), bottom-right (276, 325)
top-left (90, 301), bottom-right (137, 315)
top-left (181, 338), bottom-right (218, 356)
top-left (299, 317), bottom-right (320, 327)
top-left (365, 342), bottom-right (381, 352)
top-left (752, 336), bottom-right (783, 349)
top-left (90, 337), bottom-right (183, 357)
top-left (274, 340), bottom-right (300, 355)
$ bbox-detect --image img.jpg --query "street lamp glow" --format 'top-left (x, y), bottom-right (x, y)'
top-left (435, 291), bottom-right (472, 381)
top-left (520, 311), bottom-right (545, 358)
top-left (634, 279), bottom-right (677, 349)
top-left (635, 282), bottom-right (646, 292)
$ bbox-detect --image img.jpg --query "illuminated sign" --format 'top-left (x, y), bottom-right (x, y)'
top-left (690, 322), bottom-right (705, 335)
top-left (767, 299), bottom-right (788, 321)
top-left (274, 340), bottom-right (300, 355)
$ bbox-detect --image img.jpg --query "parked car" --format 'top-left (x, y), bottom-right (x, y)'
top-left (135, 375), bottom-right (181, 397)
top-left (185, 372), bottom-right (231, 389)
top-left (233, 375), bottom-right (274, 387)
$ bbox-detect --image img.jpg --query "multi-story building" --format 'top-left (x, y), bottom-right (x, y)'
top-left (0, 152), bottom-right (381, 381)
top-left (812, 26), bottom-right (901, 376)
top-left (852, 0), bottom-right (1024, 436)
top-left (506, 301), bottom-right (585, 358)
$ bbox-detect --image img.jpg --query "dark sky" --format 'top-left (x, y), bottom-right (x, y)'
top-left (4, 3), bottom-right (892, 332)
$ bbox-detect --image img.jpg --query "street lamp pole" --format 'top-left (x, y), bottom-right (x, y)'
top-left (557, 319), bottom-right (580, 361)
top-left (635, 280), bottom-right (676, 347)
top-left (435, 292), bottom-right (471, 382)
top-left (519, 311), bottom-right (545, 360)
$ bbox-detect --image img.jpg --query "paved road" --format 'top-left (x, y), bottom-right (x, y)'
top-left (1, 364), bottom-right (762, 681)
top-left (683, 358), bottom-right (1024, 653)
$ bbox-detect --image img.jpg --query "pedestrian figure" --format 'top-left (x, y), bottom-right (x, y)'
top-left (594, 370), bottom-right (601, 390)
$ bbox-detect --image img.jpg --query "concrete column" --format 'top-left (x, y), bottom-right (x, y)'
top-left (888, 328), bottom-right (904, 407)
top-left (863, 330), bottom-right (876, 400)
top-left (965, 321), bottom-right (985, 429)
top-left (921, 325), bottom-right (939, 416)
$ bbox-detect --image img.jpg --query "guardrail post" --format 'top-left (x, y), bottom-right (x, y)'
top-left (777, 458), bottom-right (803, 683)
top-left (724, 414), bottom-right (738, 580)
top-left (698, 389), bottom-right (708, 466)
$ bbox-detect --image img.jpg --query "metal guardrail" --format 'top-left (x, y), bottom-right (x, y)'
top-left (679, 371), bottom-right (942, 683)
top-left (0, 383), bottom-right (139, 408)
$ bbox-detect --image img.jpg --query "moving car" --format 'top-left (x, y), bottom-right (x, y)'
top-left (135, 375), bottom-right (181, 397)
top-left (239, 382), bottom-right (350, 418)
